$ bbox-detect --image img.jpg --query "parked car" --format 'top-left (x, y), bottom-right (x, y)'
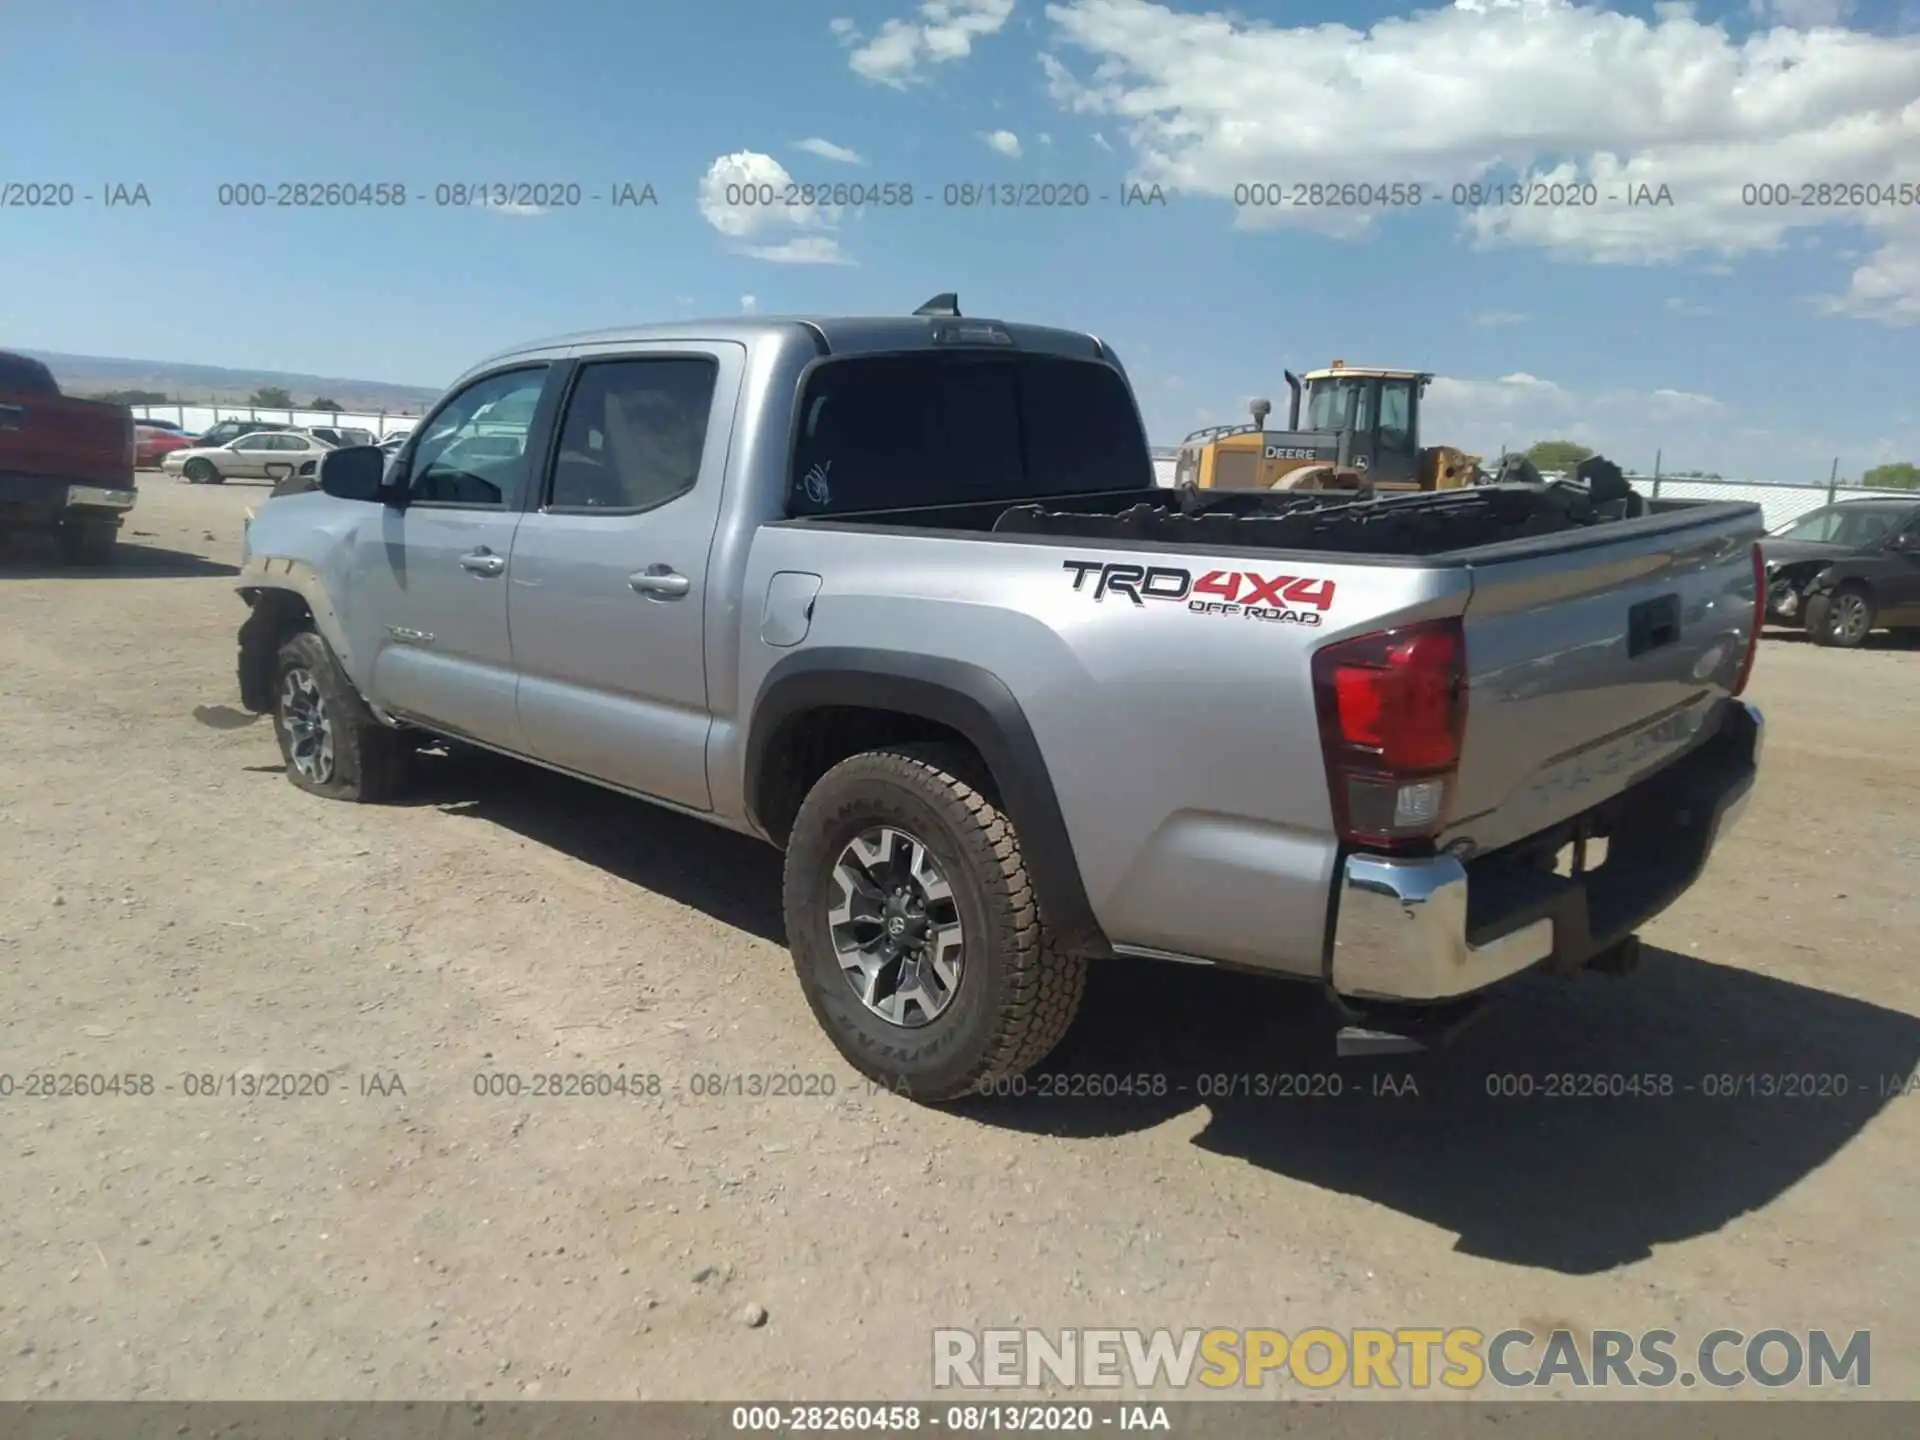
top-left (307, 425), bottom-right (377, 449)
top-left (164, 429), bottom-right (336, 484)
top-left (1762, 498), bottom-right (1920, 647)
top-left (193, 418), bottom-right (300, 449)
top-left (232, 303), bottom-right (1765, 1101)
top-left (0, 349), bottom-right (137, 563)
top-left (136, 421), bottom-right (196, 468)
top-left (136, 417), bottom-right (189, 432)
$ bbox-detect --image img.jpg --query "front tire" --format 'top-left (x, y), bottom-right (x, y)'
top-left (184, 458), bottom-right (218, 485)
top-left (1806, 584), bottom-right (1875, 648)
top-left (270, 630), bottom-right (412, 801)
top-left (782, 744), bottom-right (1087, 1103)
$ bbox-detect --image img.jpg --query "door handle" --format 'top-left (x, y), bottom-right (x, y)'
top-left (629, 566), bottom-right (691, 598)
top-left (460, 548), bottom-right (507, 577)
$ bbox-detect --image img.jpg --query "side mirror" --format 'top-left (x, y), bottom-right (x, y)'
top-left (318, 445), bottom-right (390, 503)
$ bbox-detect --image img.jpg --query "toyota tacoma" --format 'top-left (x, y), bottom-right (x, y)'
top-left (232, 300), bottom-right (1767, 1101)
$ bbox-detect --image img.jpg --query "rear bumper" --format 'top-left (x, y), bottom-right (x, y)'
top-left (0, 474), bottom-right (137, 525)
top-left (1328, 699), bottom-right (1763, 1004)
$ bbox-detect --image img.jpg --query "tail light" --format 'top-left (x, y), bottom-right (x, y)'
top-left (1311, 617), bottom-right (1468, 851)
top-left (1731, 541), bottom-right (1763, 697)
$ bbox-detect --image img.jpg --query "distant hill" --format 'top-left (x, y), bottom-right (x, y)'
top-left (18, 349), bottom-right (443, 411)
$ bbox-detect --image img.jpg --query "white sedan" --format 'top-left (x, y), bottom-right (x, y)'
top-left (162, 430), bottom-right (336, 485)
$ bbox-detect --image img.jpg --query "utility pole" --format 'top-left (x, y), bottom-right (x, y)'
top-left (1827, 456), bottom-right (1839, 506)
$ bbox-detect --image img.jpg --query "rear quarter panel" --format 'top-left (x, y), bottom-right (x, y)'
top-left (731, 525), bottom-right (1469, 976)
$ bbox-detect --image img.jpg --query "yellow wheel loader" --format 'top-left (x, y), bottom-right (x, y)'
top-left (1171, 362), bottom-right (1481, 495)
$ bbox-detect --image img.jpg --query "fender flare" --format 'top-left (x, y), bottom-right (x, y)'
top-left (745, 648), bottom-right (1108, 957)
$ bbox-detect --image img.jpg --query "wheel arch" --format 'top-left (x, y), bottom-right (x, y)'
top-left (745, 648), bottom-right (1109, 957)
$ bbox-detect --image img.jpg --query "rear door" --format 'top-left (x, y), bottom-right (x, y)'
top-left (346, 364), bottom-right (556, 750)
top-left (507, 343), bottom-right (743, 811)
top-left (1441, 504), bottom-right (1763, 857)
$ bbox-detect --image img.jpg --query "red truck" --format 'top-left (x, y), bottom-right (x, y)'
top-left (0, 350), bottom-right (138, 564)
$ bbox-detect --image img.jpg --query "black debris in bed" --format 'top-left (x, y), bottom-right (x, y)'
top-left (990, 471), bottom-right (1647, 557)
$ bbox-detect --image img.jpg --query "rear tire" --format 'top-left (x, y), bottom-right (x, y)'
top-left (782, 744), bottom-right (1087, 1104)
top-left (270, 629), bottom-right (412, 802)
top-left (54, 518), bottom-right (116, 565)
top-left (1806, 584), bottom-right (1875, 648)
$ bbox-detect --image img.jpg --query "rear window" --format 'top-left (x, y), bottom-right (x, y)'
top-left (0, 352), bottom-right (59, 396)
top-left (788, 351), bottom-right (1151, 516)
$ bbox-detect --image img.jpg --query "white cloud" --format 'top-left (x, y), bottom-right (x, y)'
top-left (829, 16), bottom-right (857, 36)
top-left (1091, 131), bottom-right (1113, 152)
top-left (1040, 0), bottom-right (1920, 320)
top-left (794, 137), bottom-right (866, 165)
top-left (481, 197), bottom-right (544, 217)
top-left (840, 0), bottom-right (1016, 88)
top-left (697, 151), bottom-right (853, 265)
top-left (741, 295), bottom-right (759, 313)
top-left (1422, 370), bottom-right (1729, 465)
top-left (1665, 296), bottom-right (1713, 316)
top-left (1469, 310), bottom-right (1529, 327)
top-left (1749, 0), bottom-right (1855, 27)
top-left (981, 129), bottom-right (1023, 158)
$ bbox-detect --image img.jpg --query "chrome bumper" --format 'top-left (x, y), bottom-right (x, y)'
top-left (66, 484), bottom-right (137, 511)
top-left (1329, 700), bottom-right (1763, 1005)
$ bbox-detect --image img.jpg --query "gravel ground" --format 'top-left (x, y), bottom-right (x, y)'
top-left (1, 475), bottom-right (1916, 1403)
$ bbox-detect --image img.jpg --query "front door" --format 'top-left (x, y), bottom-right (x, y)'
top-left (507, 344), bottom-right (743, 811)
top-left (347, 364), bottom-right (554, 750)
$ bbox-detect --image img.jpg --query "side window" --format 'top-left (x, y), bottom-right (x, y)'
top-left (1016, 356), bottom-right (1154, 495)
top-left (234, 433), bottom-right (275, 452)
top-left (269, 433), bottom-right (307, 451)
top-left (788, 354), bottom-right (1022, 514)
top-left (1377, 380), bottom-right (1414, 454)
top-left (407, 366), bottom-right (549, 508)
top-left (547, 358), bottom-right (718, 511)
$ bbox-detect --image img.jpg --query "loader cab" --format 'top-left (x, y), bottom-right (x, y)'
top-left (1291, 363), bottom-right (1430, 488)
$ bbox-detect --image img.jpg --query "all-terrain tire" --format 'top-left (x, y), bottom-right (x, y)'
top-left (782, 744), bottom-right (1087, 1103)
top-left (270, 629), bottom-right (412, 802)
top-left (1806, 584), bottom-right (1875, 648)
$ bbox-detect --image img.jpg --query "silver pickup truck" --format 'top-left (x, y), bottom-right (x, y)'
top-left (233, 303), bottom-right (1766, 1101)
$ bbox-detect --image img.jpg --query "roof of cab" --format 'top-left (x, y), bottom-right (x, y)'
top-left (462, 313), bottom-right (1111, 377)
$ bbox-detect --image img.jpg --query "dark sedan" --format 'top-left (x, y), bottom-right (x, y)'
top-left (1762, 498), bottom-right (1920, 647)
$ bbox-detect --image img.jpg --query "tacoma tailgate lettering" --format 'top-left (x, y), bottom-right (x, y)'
top-left (1062, 560), bottom-right (1334, 626)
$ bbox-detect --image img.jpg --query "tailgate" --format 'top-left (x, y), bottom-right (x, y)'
top-left (0, 393), bottom-right (132, 487)
top-left (1442, 501), bottom-right (1763, 856)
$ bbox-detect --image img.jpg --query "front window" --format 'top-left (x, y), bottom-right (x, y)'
top-left (408, 367), bottom-right (549, 507)
top-left (1304, 377), bottom-right (1373, 434)
top-left (1772, 505), bottom-right (1906, 547)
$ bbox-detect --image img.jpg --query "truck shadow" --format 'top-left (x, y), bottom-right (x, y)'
top-left (409, 745), bottom-right (788, 942)
top-left (0, 537), bottom-right (239, 579)
top-left (396, 748), bottom-right (1919, 1277)
top-left (996, 950), bottom-right (1920, 1275)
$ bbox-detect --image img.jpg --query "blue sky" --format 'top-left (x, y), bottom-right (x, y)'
top-left (4, 0), bottom-right (1918, 479)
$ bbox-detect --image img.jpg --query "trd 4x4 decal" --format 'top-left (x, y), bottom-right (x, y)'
top-left (1061, 560), bottom-right (1335, 626)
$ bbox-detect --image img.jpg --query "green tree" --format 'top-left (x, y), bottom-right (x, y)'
top-left (1525, 439), bottom-right (1596, 472)
top-left (310, 396), bottom-right (343, 411)
top-left (88, 388), bottom-right (170, 405)
top-left (249, 386), bottom-right (294, 408)
top-left (1862, 462), bottom-right (1920, 490)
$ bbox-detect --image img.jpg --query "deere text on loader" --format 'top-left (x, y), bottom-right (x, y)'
top-left (1171, 362), bottom-right (1480, 495)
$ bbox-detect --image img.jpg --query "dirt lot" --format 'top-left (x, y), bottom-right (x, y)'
top-left (2, 474), bottom-right (1917, 1403)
